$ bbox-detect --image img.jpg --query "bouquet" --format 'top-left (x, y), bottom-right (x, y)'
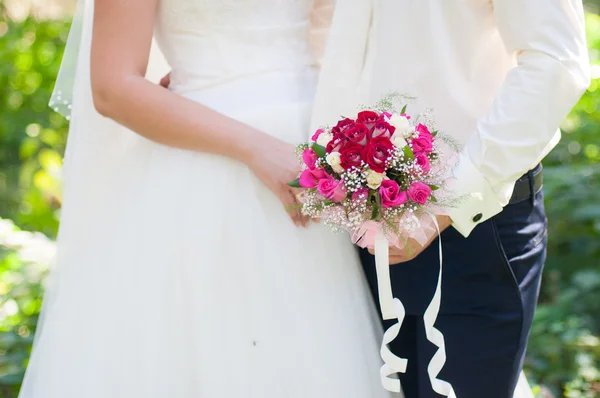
top-left (289, 95), bottom-right (455, 248)
top-left (289, 95), bottom-right (458, 397)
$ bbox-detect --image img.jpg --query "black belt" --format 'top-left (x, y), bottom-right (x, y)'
top-left (508, 163), bottom-right (543, 205)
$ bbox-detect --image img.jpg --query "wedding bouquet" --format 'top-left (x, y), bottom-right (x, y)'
top-left (290, 95), bottom-right (459, 397)
top-left (289, 95), bottom-right (455, 249)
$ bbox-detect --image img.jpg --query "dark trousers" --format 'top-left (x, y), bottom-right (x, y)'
top-left (359, 185), bottom-right (547, 398)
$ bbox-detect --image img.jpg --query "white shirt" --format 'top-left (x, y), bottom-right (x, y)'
top-left (312, 0), bottom-right (590, 236)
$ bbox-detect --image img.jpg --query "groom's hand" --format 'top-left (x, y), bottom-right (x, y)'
top-left (368, 215), bottom-right (453, 264)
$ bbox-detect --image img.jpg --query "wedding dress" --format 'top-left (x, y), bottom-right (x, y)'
top-left (18, 1), bottom-right (393, 397)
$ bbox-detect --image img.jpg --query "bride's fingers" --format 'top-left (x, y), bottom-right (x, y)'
top-left (281, 190), bottom-right (303, 226)
top-left (296, 200), bottom-right (310, 227)
top-left (159, 72), bottom-right (171, 88)
top-left (290, 189), bottom-right (311, 227)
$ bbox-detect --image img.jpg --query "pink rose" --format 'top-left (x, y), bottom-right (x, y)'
top-left (371, 121), bottom-right (396, 139)
top-left (379, 180), bottom-right (407, 208)
top-left (407, 182), bottom-right (432, 204)
top-left (357, 111), bottom-right (379, 130)
top-left (299, 168), bottom-right (327, 188)
top-left (415, 153), bottom-right (431, 174)
top-left (379, 112), bottom-right (393, 121)
top-left (352, 187), bottom-right (370, 202)
top-left (302, 148), bottom-right (318, 170)
top-left (311, 128), bottom-right (325, 142)
top-left (415, 123), bottom-right (433, 144)
top-left (318, 176), bottom-right (348, 203)
top-left (411, 136), bottom-right (433, 154)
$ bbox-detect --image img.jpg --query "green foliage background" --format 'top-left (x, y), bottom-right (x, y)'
top-left (0, 4), bottom-right (599, 398)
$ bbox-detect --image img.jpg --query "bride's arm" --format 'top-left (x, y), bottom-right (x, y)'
top-left (92, 0), bottom-right (261, 160)
top-left (91, 0), bottom-right (307, 225)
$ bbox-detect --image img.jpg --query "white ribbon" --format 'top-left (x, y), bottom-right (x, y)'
top-left (375, 215), bottom-right (457, 397)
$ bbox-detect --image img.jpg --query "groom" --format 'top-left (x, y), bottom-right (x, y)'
top-left (321, 0), bottom-right (590, 397)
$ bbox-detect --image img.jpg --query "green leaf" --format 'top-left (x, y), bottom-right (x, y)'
top-left (371, 203), bottom-right (379, 220)
top-left (403, 145), bottom-right (414, 160)
top-left (288, 178), bottom-right (302, 188)
top-left (432, 130), bottom-right (439, 137)
top-left (430, 196), bottom-right (438, 203)
top-left (429, 185), bottom-right (439, 191)
top-left (370, 192), bottom-right (381, 220)
top-left (400, 104), bottom-right (408, 114)
top-left (312, 143), bottom-right (327, 158)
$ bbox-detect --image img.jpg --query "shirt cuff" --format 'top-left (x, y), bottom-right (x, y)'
top-left (446, 153), bottom-right (515, 237)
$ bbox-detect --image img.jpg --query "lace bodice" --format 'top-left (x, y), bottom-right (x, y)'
top-left (155, 0), bottom-right (328, 94)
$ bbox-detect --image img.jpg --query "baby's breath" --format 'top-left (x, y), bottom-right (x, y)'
top-left (342, 165), bottom-right (367, 193)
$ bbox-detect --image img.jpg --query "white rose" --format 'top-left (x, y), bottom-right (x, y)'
top-left (391, 134), bottom-right (408, 149)
top-left (326, 152), bottom-right (345, 174)
top-left (388, 114), bottom-right (410, 133)
top-left (366, 169), bottom-right (385, 190)
top-left (316, 132), bottom-right (333, 147)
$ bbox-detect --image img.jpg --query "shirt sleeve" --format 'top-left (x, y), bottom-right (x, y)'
top-left (448, 0), bottom-right (591, 237)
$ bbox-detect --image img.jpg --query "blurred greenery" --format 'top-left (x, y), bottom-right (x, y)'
top-left (523, 12), bottom-right (600, 398)
top-left (0, 12), bottom-right (69, 238)
top-left (0, 3), bottom-right (599, 398)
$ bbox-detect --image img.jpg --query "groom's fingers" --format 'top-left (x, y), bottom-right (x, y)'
top-left (367, 246), bottom-right (411, 263)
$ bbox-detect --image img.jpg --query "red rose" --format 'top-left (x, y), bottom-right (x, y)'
top-left (415, 152), bottom-right (431, 174)
top-left (357, 111), bottom-right (379, 130)
top-left (331, 118), bottom-right (355, 137)
top-left (344, 123), bottom-right (370, 146)
top-left (411, 136), bottom-right (433, 154)
top-left (407, 182), bottom-right (432, 204)
top-left (362, 137), bottom-right (394, 173)
top-left (339, 142), bottom-right (365, 170)
top-left (371, 121), bottom-right (396, 139)
top-left (326, 135), bottom-right (348, 153)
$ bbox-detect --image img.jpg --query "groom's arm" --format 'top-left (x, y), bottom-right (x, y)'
top-left (448, 0), bottom-right (590, 237)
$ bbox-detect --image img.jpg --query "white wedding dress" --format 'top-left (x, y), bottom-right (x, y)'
top-left (18, 1), bottom-right (392, 397)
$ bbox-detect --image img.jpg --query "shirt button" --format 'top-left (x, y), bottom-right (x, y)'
top-left (472, 213), bottom-right (483, 223)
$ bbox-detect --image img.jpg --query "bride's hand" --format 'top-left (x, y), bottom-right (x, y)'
top-left (247, 137), bottom-right (309, 227)
top-left (159, 72), bottom-right (171, 88)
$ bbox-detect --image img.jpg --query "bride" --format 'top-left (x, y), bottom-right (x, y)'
top-left (18, 0), bottom-right (391, 397)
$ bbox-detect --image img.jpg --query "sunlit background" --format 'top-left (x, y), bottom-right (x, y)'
top-left (0, 1), bottom-right (599, 397)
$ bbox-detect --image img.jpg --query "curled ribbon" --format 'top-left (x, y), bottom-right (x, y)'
top-left (374, 215), bottom-right (457, 397)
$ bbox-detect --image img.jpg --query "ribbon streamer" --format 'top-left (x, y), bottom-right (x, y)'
top-left (374, 215), bottom-right (456, 397)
